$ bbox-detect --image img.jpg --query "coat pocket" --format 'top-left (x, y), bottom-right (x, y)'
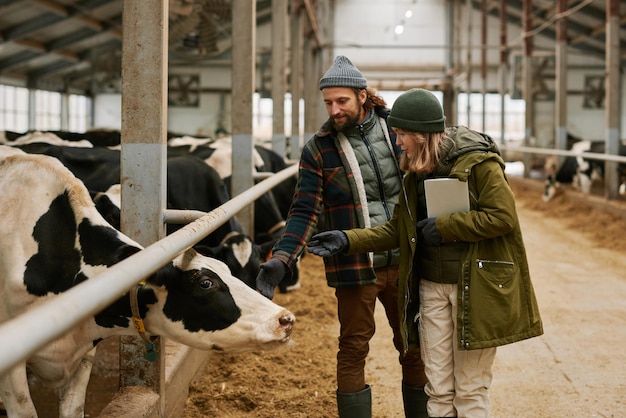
top-left (471, 257), bottom-right (522, 332)
top-left (475, 259), bottom-right (516, 290)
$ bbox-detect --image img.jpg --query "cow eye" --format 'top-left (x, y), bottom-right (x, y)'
top-left (199, 277), bottom-right (215, 289)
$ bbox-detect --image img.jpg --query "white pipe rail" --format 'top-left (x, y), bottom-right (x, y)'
top-left (0, 164), bottom-right (298, 376)
top-left (500, 145), bottom-right (626, 164)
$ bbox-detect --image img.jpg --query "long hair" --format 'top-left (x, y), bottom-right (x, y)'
top-left (399, 131), bottom-right (446, 174)
top-left (360, 87), bottom-right (387, 111)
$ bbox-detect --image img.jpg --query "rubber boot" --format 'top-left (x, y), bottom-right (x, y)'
top-left (336, 384), bottom-right (372, 418)
top-left (402, 382), bottom-right (429, 418)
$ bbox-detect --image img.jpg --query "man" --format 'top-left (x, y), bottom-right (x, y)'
top-left (256, 56), bottom-right (428, 418)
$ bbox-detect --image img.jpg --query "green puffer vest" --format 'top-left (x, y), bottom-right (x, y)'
top-left (343, 112), bottom-right (402, 268)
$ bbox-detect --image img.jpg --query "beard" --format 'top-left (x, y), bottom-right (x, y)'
top-left (331, 111), bottom-right (362, 132)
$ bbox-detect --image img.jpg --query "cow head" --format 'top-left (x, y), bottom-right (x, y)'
top-left (194, 232), bottom-right (272, 290)
top-left (138, 248), bottom-right (295, 352)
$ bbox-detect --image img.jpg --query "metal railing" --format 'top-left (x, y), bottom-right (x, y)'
top-left (500, 144), bottom-right (626, 164)
top-left (0, 163), bottom-right (298, 376)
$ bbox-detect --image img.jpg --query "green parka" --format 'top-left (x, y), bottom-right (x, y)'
top-left (344, 126), bottom-right (543, 352)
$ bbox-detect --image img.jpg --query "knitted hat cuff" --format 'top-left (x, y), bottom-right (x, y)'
top-left (319, 76), bottom-right (368, 90)
top-left (387, 115), bottom-right (446, 133)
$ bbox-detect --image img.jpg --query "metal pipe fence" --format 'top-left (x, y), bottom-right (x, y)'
top-left (500, 144), bottom-right (626, 164)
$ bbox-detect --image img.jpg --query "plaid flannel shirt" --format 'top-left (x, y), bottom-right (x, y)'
top-left (272, 107), bottom-right (403, 287)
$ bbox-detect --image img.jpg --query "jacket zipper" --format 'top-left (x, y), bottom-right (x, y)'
top-left (476, 259), bottom-right (515, 269)
top-left (401, 179), bottom-right (414, 354)
top-left (359, 124), bottom-right (394, 267)
top-left (401, 253), bottom-right (413, 354)
top-left (359, 124), bottom-right (390, 219)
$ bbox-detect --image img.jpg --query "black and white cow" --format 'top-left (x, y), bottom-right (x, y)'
top-left (253, 144), bottom-right (298, 221)
top-left (7, 143), bottom-right (269, 286)
top-left (92, 154), bottom-right (276, 289)
top-left (0, 148), bottom-right (295, 418)
top-left (543, 136), bottom-right (626, 201)
top-left (12, 135), bottom-right (299, 294)
top-left (12, 141), bottom-right (121, 193)
top-left (167, 135), bottom-right (265, 179)
top-left (166, 137), bottom-right (296, 278)
top-left (2, 130), bottom-right (94, 148)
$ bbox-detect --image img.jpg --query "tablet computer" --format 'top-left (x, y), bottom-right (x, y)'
top-left (424, 178), bottom-right (470, 217)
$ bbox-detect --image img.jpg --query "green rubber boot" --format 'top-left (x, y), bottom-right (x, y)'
top-left (336, 384), bottom-right (372, 418)
top-left (402, 382), bottom-right (429, 418)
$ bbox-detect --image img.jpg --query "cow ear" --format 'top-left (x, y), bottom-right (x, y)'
top-left (115, 244), bottom-right (141, 263)
top-left (194, 244), bottom-right (220, 258)
top-left (93, 194), bottom-right (121, 230)
top-left (257, 240), bottom-right (276, 261)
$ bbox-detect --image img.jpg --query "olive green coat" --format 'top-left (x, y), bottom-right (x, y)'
top-left (344, 127), bottom-right (543, 351)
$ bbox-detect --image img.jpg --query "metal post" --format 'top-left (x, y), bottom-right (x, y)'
top-left (120, 0), bottom-right (168, 411)
top-left (605, 0), bottom-right (621, 199)
top-left (522, 0), bottom-right (534, 177)
top-left (555, 0), bottom-right (568, 161)
top-left (231, 0), bottom-right (256, 237)
top-left (290, 1), bottom-right (304, 160)
top-left (272, 0), bottom-right (287, 157)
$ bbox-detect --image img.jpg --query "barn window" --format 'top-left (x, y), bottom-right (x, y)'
top-left (69, 95), bottom-right (92, 133)
top-left (0, 85), bottom-right (29, 132)
top-left (457, 93), bottom-right (525, 143)
top-left (35, 90), bottom-right (62, 131)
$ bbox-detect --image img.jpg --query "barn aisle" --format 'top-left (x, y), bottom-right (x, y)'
top-left (488, 181), bottom-right (626, 416)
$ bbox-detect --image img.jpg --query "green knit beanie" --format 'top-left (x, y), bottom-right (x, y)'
top-left (388, 88), bottom-right (446, 133)
top-left (319, 56), bottom-right (368, 90)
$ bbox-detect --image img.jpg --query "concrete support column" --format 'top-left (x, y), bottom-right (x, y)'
top-left (231, 0), bottom-right (256, 236)
top-left (120, 0), bottom-right (168, 411)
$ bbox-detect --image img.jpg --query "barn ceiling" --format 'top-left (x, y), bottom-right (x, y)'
top-left (0, 0), bottom-right (624, 96)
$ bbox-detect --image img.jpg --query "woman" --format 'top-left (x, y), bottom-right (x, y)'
top-left (307, 88), bottom-right (543, 418)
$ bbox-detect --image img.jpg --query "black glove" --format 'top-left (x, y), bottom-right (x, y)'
top-left (307, 230), bottom-right (349, 257)
top-left (256, 258), bottom-right (287, 300)
top-left (417, 217), bottom-right (442, 246)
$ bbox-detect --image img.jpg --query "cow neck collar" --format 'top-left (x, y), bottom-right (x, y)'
top-left (130, 281), bottom-right (159, 346)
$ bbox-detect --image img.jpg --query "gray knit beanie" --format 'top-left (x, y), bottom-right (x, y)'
top-left (388, 88), bottom-right (446, 133)
top-left (319, 56), bottom-right (368, 90)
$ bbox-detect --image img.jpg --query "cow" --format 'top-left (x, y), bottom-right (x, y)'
top-left (11, 136), bottom-right (299, 293)
top-left (167, 135), bottom-right (297, 217)
top-left (543, 135), bottom-right (626, 201)
top-left (1, 129), bottom-right (204, 148)
top-left (166, 137), bottom-right (291, 244)
top-left (92, 154), bottom-right (277, 288)
top-left (0, 148), bottom-right (295, 418)
top-left (253, 144), bottom-right (298, 221)
top-left (11, 142), bottom-right (121, 193)
top-left (167, 135), bottom-right (265, 179)
top-left (4, 131), bottom-right (94, 148)
top-left (9, 141), bottom-right (284, 291)
top-left (11, 138), bottom-right (289, 245)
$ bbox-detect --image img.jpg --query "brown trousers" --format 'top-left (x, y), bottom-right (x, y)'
top-left (335, 266), bottom-right (427, 393)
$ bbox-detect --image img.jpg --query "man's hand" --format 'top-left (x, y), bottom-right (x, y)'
top-left (256, 258), bottom-right (287, 300)
top-left (307, 231), bottom-right (349, 257)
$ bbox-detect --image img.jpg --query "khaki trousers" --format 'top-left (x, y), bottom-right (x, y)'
top-left (419, 279), bottom-right (496, 418)
top-left (335, 266), bottom-right (427, 393)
